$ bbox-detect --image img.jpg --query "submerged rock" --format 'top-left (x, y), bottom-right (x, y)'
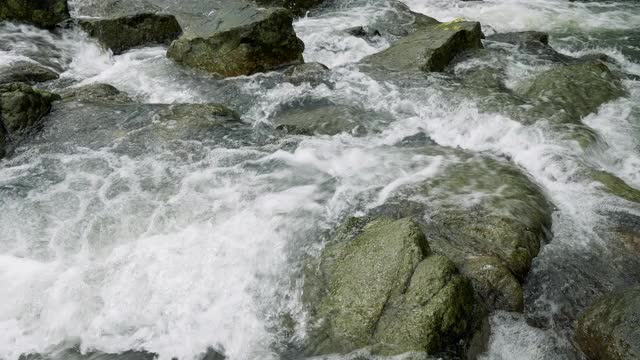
top-left (0, 82), bottom-right (59, 158)
top-left (0, 62), bottom-right (59, 85)
top-left (519, 62), bottom-right (626, 123)
top-left (273, 103), bottom-right (391, 136)
top-left (462, 256), bottom-right (523, 312)
top-left (588, 170), bottom-right (640, 204)
top-left (361, 19), bottom-right (483, 72)
top-left (0, 0), bottom-right (69, 29)
top-left (486, 31), bottom-right (549, 46)
top-left (79, 14), bottom-right (182, 55)
top-left (167, 3), bottom-right (304, 77)
top-left (61, 83), bottom-right (133, 103)
top-left (255, 0), bottom-right (326, 16)
top-left (304, 217), bottom-right (476, 356)
top-left (576, 286), bottom-right (640, 360)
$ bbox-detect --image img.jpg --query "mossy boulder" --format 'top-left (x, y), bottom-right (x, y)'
top-left (0, 0), bottom-right (69, 29)
top-left (304, 217), bottom-right (476, 356)
top-left (167, 3), bottom-right (304, 77)
top-left (255, 0), bottom-right (326, 16)
top-left (518, 62), bottom-right (625, 123)
top-left (61, 83), bottom-right (132, 103)
top-left (575, 286), bottom-right (640, 360)
top-left (0, 83), bottom-right (59, 158)
top-left (79, 14), bottom-right (183, 55)
top-left (371, 148), bottom-right (552, 311)
top-left (588, 170), bottom-right (640, 203)
top-left (0, 83), bottom-right (59, 134)
top-left (0, 62), bottom-right (59, 85)
top-left (361, 19), bottom-right (483, 72)
top-left (462, 256), bottom-right (523, 312)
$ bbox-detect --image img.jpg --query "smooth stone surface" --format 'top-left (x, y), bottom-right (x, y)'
top-left (61, 83), bottom-right (133, 103)
top-left (79, 13), bottom-right (182, 55)
top-left (361, 19), bottom-right (483, 72)
top-left (167, 3), bottom-right (304, 77)
top-left (0, 62), bottom-right (59, 85)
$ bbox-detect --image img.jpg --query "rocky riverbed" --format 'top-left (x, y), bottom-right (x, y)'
top-left (1, 0), bottom-right (639, 359)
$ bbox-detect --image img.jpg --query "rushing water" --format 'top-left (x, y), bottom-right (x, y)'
top-left (1, 0), bottom-right (640, 359)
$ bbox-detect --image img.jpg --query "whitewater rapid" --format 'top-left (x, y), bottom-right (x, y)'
top-left (1, 0), bottom-right (639, 359)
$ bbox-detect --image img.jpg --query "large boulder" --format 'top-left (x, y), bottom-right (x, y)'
top-left (517, 62), bottom-right (626, 123)
top-left (60, 83), bottom-right (133, 103)
top-left (370, 145), bottom-right (552, 312)
top-left (0, 83), bottom-right (59, 158)
top-left (167, 3), bottom-right (304, 77)
top-left (0, 0), bottom-right (69, 29)
top-left (361, 19), bottom-right (483, 72)
top-left (79, 14), bottom-right (183, 55)
top-left (304, 217), bottom-right (476, 356)
top-left (0, 62), bottom-right (59, 85)
top-left (575, 286), bottom-right (640, 360)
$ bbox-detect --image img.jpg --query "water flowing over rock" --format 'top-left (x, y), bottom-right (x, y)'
top-left (576, 287), bottom-right (640, 360)
top-left (255, 0), bottom-right (326, 16)
top-left (518, 62), bottom-right (626, 122)
top-left (0, 0), bottom-right (69, 29)
top-left (79, 14), bottom-right (182, 55)
top-left (361, 19), bottom-right (483, 72)
top-left (303, 217), bottom-right (476, 356)
top-left (60, 83), bottom-right (132, 103)
top-left (167, 3), bottom-right (304, 77)
top-left (0, 62), bottom-right (59, 85)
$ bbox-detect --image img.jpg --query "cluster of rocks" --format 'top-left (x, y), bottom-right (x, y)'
top-left (1, 0), bottom-right (639, 359)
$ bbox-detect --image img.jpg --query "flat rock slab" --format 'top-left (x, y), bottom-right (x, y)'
top-left (361, 20), bottom-right (483, 72)
top-left (0, 0), bottom-right (69, 29)
top-left (167, 3), bottom-right (304, 77)
top-left (79, 13), bottom-right (183, 55)
top-left (0, 62), bottom-right (59, 85)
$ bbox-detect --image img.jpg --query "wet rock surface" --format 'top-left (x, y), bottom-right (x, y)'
top-left (0, 61), bottom-right (59, 85)
top-left (78, 13), bottom-right (182, 55)
top-left (576, 286), bottom-right (640, 360)
top-left (60, 83), bottom-right (133, 103)
top-left (303, 217), bottom-right (476, 356)
top-left (167, 3), bottom-right (304, 77)
top-left (362, 19), bottom-right (483, 72)
top-left (0, 0), bottom-right (69, 29)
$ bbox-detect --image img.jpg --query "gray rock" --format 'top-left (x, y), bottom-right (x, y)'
top-left (273, 103), bottom-right (390, 136)
top-left (361, 20), bottom-right (484, 72)
top-left (518, 62), bottom-right (626, 123)
top-left (576, 286), bottom-right (640, 360)
top-left (79, 13), bottom-right (182, 55)
top-left (304, 217), bottom-right (476, 356)
top-left (0, 62), bottom-right (59, 85)
top-left (167, 3), bottom-right (304, 77)
top-left (0, 82), bottom-right (60, 158)
top-left (60, 83), bottom-right (133, 103)
top-left (486, 31), bottom-right (549, 46)
top-left (254, 0), bottom-right (327, 16)
top-left (0, 0), bottom-right (69, 29)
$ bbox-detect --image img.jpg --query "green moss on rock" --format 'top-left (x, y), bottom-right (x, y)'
top-left (361, 20), bottom-right (483, 72)
top-left (0, 0), bottom-right (69, 29)
top-left (576, 286), bottom-right (640, 360)
top-left (304, 217), bottom-right (477, 356)
top-left (79, 14), bottom-right (182, 55)
top-left (167, 3), bottom-right (304, 77)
